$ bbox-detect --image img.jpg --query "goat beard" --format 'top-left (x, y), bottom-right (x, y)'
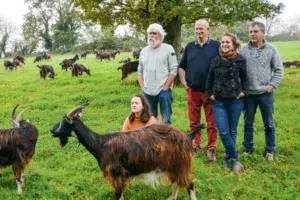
top-left (148, 38), bottom-right (161, 48)
top-left (59, 136), bottom-right (69, 147)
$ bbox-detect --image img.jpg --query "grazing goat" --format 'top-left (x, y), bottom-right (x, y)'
top-left (13, 59), bottom-right (22, 69)
top-left (37, 65), bottom-right (55, 79)
top-left (131, 49), bottom-right (141, 60)
top-left (117, 61), bottom-right (138, 83)
top-left (3, 60), bottom-right (21, 70)
top-left (60, 54), bottom-right (79, 71)
top-left (80, 51), bottom-right (89, 58)
top-left (33, 55), bottom-right (43, 63)
top-left (43, 53), bottom-right (52, 61)
top-left (4, 60), bottom-right (14, 70)
top-left (71, 63), bottom-right (91, 77)
top-left (0, 105), bottom-right (39, 194)
top-left (283, 61), bottom-right (300, 68)
top-left (96, 52), bottom-right (111, 61)
top-left (50, 103), bottom-right (205, 200)
top-left (110, 50), bottom-right (121, 59)
top-left (14, 56), bottom-right (25, 64)
top-left (119, 58), bottom-right (131, 64)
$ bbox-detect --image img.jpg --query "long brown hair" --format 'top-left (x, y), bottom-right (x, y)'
top-left (219, 33), bottom-right (242, 61)
top-left (128, 94), bottom-right (153, 123)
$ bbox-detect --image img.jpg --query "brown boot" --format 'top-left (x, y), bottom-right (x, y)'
top-left (207, 147), bottom-right (217, 162)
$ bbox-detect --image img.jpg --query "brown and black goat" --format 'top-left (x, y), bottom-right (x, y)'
top-left (33, 55), bottom-right (43, 63)
top-left (71, 63), bottom-right (91, 77)
top-left (283, 61), bottom-right (300, 68)
top-left (119, 58), bottom-right (131, 64)
top-left (0, 104), bottom-right (39, 194)
top-left (130, 49), bottom-right (141, 60)
top-left (60, 54), bottom-right (79, 71)
top-left (4, 60), bottom-right (21, 70)
top-left (14, 56), bottom-right (25, 64)
top-left (80, 51), bottom-right (89, 58)
top-left (50, 103), bottom-right (205, 200)
top-left (95, 52), bottom-right (111, 61)
top-left (37, 65), bottom-right (55, 79)
top-left (43, 53), bottom-right (52, 61)
top-left (117, 61), bottom-right (138, 83)
top-left (4, 60), bottom-right (14, 70)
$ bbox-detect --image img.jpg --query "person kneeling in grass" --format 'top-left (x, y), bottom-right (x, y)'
top-left (122, 94), bottom-right (157, 131)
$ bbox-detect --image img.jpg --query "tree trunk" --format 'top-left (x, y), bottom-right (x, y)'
top-left (164, 17), bottom-right (182, 86)
top-left (164, 16), bottom-right (182, 61)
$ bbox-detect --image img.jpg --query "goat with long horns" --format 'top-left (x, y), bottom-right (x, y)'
top-left (50, 103), bottom-right (205, 200)
top-left (0, 104), bottom-right (39, 194)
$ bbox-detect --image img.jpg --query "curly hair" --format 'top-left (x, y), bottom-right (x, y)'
top-left (128, 94), bottom-right (153, 123)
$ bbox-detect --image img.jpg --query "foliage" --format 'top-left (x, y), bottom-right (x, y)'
top-left (0, 41), bottom-right (299, 199)
top-left (52, 1), bottom-right (81, 51)
top-left (74, 0), bottom-right (284, 57)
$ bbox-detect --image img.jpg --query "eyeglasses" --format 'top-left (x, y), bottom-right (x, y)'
top-left (149, 32), bottom-right (158, 35)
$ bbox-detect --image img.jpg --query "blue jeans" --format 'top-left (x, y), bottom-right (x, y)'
top-left (143, 89), bottom-right (173, 125)
top-left (212, 99), bottom-right (243, 159)
top-left (243, 92), bottom-right (275, 152)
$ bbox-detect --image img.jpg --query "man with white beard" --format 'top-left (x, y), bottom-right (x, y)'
top-left (138, 23), bottom-right (178, 125)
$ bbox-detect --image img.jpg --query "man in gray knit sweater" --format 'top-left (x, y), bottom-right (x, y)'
top-left (240, 21), bottom-right (284, 161)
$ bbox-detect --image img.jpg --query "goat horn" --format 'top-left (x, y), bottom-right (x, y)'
top-left (10, 119), bottom-right (20, 127)
top-left (15, 108), bottom-right (30, 123)
top-left (11, 104), bottom-right (20, 122)
top-left (66, 103), bottom-right (89, 118)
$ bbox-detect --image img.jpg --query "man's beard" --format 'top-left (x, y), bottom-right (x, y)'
top-left (148, 37), bottom-right (161, 48)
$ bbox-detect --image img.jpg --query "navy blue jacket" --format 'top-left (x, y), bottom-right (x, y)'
top-left (178, 39), bottom-right (220, 91)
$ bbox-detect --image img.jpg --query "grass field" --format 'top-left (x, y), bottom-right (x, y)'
top-left (0, 41), bottom-right (299, 199)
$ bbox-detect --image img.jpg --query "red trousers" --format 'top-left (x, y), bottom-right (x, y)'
top-left (186, 88), bottom-right (218, 149)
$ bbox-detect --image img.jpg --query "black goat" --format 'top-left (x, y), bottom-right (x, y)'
top-left (50, 103), bottom-right (205, 200)
top-left (60, 54), bottom-right (79, 71)
top-left (0, 105), bottom-right (39, 194)
top-left (37, 65), bottom-right (55, 79)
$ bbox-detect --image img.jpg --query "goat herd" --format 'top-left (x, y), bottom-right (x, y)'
top-left (3, 49), bottom-right (142, 83)
top-left (0, 101), bottom-right (204, 200)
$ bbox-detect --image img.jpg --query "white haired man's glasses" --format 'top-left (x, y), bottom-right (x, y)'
top-left (149, 32), bottom-right (158, 35)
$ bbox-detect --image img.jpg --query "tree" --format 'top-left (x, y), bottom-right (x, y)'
top-left (22, 12), bottom-right (40, 53)
top-left (0, 14), bottom-right (16, 57)
top-left (52, 1), bottom-right (81, 51)
top-left (73, 0), bottom-right (284, 57)
top-left (23, 0), bottom-right (54, 51)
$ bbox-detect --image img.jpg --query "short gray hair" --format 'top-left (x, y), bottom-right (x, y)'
top-left (250, 21), bottom-right (266, 33)
top-left (195, 19), bottom-right (210, 28)
top-left (147, 23), bottom-right (167, 41)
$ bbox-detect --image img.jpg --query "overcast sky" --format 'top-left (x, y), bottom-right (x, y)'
top-left (0, 0), bottom-right (299, 35)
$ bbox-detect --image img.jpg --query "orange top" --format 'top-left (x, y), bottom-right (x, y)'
top-left (122, 116), bottom-right (157, 131)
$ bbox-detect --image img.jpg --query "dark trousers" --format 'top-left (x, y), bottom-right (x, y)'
top-left (243, 92), bottom-right (276, 152)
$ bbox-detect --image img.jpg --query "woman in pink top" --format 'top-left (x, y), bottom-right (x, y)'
top-left (122, 94), bottom-right (157, 131)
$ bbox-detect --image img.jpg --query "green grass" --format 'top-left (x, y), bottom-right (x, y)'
top-left (0, 41), bottom-right (299, 199)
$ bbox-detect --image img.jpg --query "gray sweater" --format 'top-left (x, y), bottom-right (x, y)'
top-left (240, 41), bottom-right (284, 95)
